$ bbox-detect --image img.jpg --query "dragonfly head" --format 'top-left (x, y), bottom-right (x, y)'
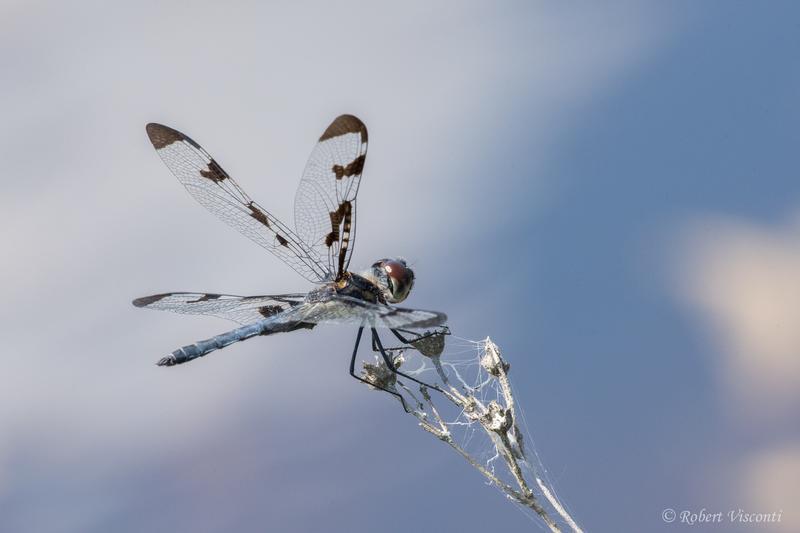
top-left (371, 258), bottom-right (415, 303)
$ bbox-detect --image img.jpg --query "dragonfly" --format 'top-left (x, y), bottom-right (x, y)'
top-left (133, 115), bottom-right (448, 409)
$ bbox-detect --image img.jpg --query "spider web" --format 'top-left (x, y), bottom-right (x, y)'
top-left (361, 333), bottom-right (582, 531)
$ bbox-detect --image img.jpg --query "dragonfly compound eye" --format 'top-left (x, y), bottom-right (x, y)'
top-left (383, 259), bottom-right (414, 303)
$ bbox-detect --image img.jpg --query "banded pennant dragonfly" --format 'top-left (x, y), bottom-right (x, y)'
top-left (133, 115), bottom-right (448, 409)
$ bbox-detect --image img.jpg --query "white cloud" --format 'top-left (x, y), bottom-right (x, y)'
top-left (676, 212), bottom-right (800, 422)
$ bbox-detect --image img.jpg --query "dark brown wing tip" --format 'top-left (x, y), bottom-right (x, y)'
top-left (428, 311), bottom-right (448, 327)
top-left (132, 293), bottom-right (169, 307)
top-left (145, 123), bottom-right (185, 149)
top-left (408, 310), bottom-right (448, 329)
top-left (319, 114), bottom-right (368, 143)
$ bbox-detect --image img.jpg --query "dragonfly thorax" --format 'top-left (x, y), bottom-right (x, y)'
top-left (323, 271), bottom-right (385, 305)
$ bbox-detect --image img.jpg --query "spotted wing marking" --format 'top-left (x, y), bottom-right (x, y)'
top-left (248, 203), bottom-right (269, 226)
top-left (332, 155), bottom-right (365, 179)
top-left (145, 123), bottom-right (328, 282)
top-left (190, 294), bottom-right (222, 302)
top-left (294, 115), bottom-right (368, 281)
top-left (336, 201), bottom-right (352, 276)
top-left (199, 160), bottom-right (227, 183)
top-left (257, 304), bottom-right (285, 318)
top-left (132, 292), bottom-right (306, 325)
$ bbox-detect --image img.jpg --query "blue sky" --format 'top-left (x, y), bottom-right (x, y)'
top-left (1, 2), bottom-right (798, 532)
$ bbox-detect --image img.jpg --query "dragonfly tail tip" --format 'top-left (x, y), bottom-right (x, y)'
top-left (156, 355), bottom-right (177, 367)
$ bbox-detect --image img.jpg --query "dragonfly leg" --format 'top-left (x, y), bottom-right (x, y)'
top-left (371, 328), bottom-right (444, 394)
top-left (390, 328), bottom-right (414, 344)
top-left (349, 327), bottom-right (410, 413)
top-left (390, 326), bottom-right (450, 347)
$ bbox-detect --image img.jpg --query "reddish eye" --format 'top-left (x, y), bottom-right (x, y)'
top-left (384, 260), bottom-right (407, 280)
top-left (384, 260), bottom-right (401, 275)
top-left (383, 260), bottom-right (414, 302)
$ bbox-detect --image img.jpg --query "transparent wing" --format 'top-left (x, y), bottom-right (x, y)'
top-left (132, 292), bottom-right (306, 325)
top-left (146, 123), bottom-right (330, 282)
top-left (294, 115), bottom-right (368, 280)
top-left (276, 295), bottom-right (447, 329)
